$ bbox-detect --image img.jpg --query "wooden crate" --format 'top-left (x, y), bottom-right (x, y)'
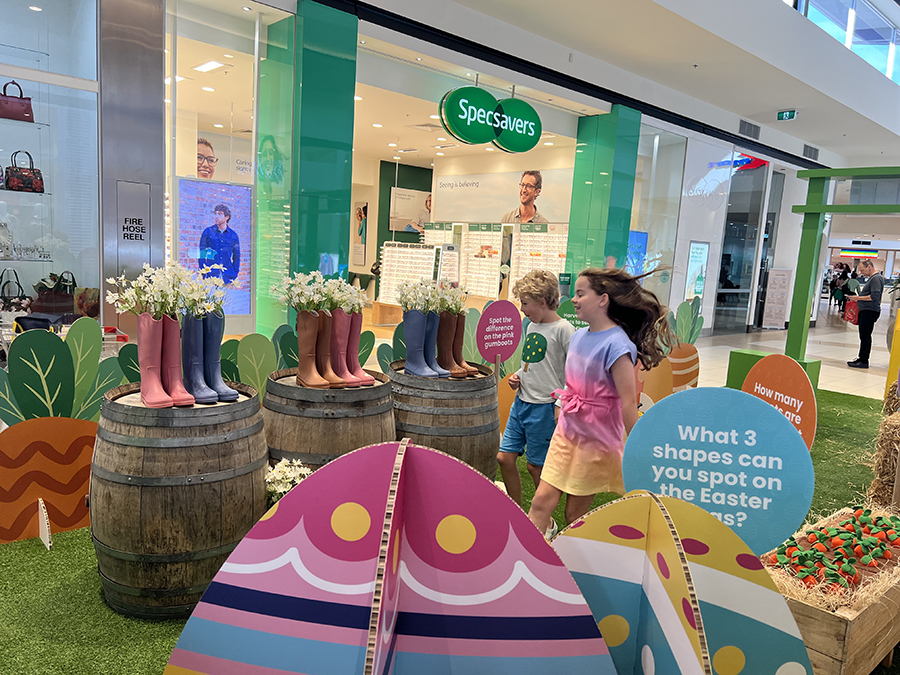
top-left (372, 301), bottom-right (402, 326)
top-left (788, 581), bottom-right (900, 674)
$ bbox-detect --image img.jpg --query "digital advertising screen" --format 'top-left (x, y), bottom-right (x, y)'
top-left (178, 179), bottom-right (252, 315)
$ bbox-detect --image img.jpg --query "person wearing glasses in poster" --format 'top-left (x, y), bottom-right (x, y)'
top-left (199, 204), bottom-right (240, 287)
top-left (499, 171), bottom-right (549, 286)
top-left (197, 138), bottom-right (218, 180)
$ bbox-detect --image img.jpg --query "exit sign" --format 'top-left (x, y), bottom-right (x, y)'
top-left (777, 110), bottom-right (797, 121)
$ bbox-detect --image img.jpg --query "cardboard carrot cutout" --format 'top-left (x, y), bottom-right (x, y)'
top-left (522, 332), bottom-right (547, 372)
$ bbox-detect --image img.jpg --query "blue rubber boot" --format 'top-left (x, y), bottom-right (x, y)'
top-left (424, 311), bottom-right (450, 378)
top-left (181, 313), bottom-right (218, 404)
top-left (403, 310), bottom-right (438, 378)
top-left (203, 311), bottom-right (239, 402)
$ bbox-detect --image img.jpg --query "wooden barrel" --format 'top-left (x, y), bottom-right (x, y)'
top-left (389, 360), bottom-right (500, 477)
top-left (263, 368), bottom-right (395, 468)
top-left (89, 382), bottom-right (267, 619)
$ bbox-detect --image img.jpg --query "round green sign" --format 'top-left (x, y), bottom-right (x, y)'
top-left (492, 97), bottom-right (542, 153)
top-left (439, 87), bottom-right (542, 153)
top-left (440, 87), bottom-right (499, 145)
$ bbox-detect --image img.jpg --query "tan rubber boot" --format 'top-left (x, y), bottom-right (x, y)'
top-left (296, 310), bottom-right (330, 389)
top-left (437, 311), bottom-right (467, 378)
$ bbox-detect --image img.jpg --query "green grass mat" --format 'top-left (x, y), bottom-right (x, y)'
top-left (0, 388), bottom-right (892, 673)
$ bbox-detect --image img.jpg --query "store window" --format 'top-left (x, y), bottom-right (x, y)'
top-left (0, 1), bottom-right (100, 324)
top-left (629, 124), bottom-right (687, 306)
top-left (165, 0), bottom-right (294, 335)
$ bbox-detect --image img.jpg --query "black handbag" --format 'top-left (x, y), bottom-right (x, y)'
top-left (31, 270), bottom-right (76, 314)
top-left (13, 312), bottom-right (63, 333)
top-left (0, 268), bottom-right (29, 311)
top-left (5, 150), bottom-right (44, 193)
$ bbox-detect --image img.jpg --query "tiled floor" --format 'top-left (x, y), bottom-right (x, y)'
top-left (695, 299), bottom-right (892, 400)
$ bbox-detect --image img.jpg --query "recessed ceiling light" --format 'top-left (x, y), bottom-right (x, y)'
top-left (429, 115), bottom-right (440, 120)
top-left (360, 40), bottom-right (366, 44)
top-left (354, 95), bottom-right (362, 101)
top-left (393, 156), bottom-right (401, 160)
top-left (164, 49), bottom-right (169, 54)
top-left (202, 86), bottom-right (216, 92)
top-left (372, 123), bottom-right (383, 128)
top-left (431, 163), bottom-right (434, 166)
top-left (193, 60), bottom-right (224, 72)
top-left (585, 181), bottom-right (593, 185)
top-left (466, 72), bottom-right (472, 76)
top-left (164, 76), bottom-right (186, 85)
top-left (599, 172), bottom-right (609, 176)
top-left (388, 143), bottom-right (397, 147)
top-left (544, 142), bottom-right (554, 146)
top-left (214, 123), bottom-right (224, 128)
top-left (223, 54), bottom-right (234, 59)
top-left (437, 137), bottom-right (447, 141)
top-left (436, 152), bottom-right (444, 156)
top-left (164, 99), bottom-right (171, 104)
top-left (242, 6), bottom-right (251, 11)
top-left (29, 5), bottom-right (42, 11)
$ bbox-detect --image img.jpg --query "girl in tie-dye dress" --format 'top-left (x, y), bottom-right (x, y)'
top-left (529, 268), bottom-right (674, 535)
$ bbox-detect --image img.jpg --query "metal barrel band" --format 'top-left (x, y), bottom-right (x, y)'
top-left (267, 371), bottom-right (389, 402)
top-left (392, 400), bottom-right (498, 416)
top-left (91, 533), bottom-right (238, 563)
top-left (263, 398), bottom-right (393, 419)
top-left (395, 418), bottom-right (500, 437)
top-left (100, 403), bottom-right (258, 428)
top-left (388, 363), bottom-right (495, 391)
top-left (98, 567), bottom-right (210, 598)
top-left (389, 384), bottom-right (495, 400)
top-left (268, 447), bottom-right (339, 465)
top-left (96, 418), bottom-right (264, 447)
top-left (90, 454), bottom-right (268, 486)
top-left (101, 593), bottom-right (197, 619)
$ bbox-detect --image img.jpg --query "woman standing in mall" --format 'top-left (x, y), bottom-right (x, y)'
top-left (528, 268), bottom-right (674, 535)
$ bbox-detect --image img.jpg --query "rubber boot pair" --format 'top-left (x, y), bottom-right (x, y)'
top-left (346, 311), bottom-right (376, 385)
top-left (137, 313), bottom-right (193, 409)
top-left (181, 312), bottom-right (239, 403)
top-left (403, 310), bottom-right (448, 378)
top-left (436, 311), bottom-right (468, 378)
top-left (453, 311), bottom-right (478, 376)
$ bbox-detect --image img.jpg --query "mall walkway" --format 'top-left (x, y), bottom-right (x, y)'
top-left (695, 299), bottom-right (891, 399)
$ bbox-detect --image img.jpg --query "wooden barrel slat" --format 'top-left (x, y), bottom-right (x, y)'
top-left (263, 368), bottom-right (396, 469)
top-left (389, 360), bottom-right (500, 477)
top-left (90, 381), bottom-right (267, 619)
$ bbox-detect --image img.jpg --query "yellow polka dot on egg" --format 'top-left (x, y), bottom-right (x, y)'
top-left (259, 501), bottom-right (279, 521)
top-left (713, 646), bottom-right (746, 675)
top-left (331, 502), bottom-right (371, 541)
top-left (436, 515), bottom-right (476, 554)
top-left (597, 614), bottom-right (629, 647)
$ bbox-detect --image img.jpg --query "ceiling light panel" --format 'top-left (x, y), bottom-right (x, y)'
top-left (193, 60), bottom-right (224, 73)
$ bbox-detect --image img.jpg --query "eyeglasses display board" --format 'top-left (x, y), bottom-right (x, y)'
top-left (423, 222), bottom-right (456, 248)
top-left (460, 223), bottom-right (503, 300)
top-left (377, 241), bottom-right (441, 306)
top-left (438, 244), bottom-right (460, 285)
top-left (510, 222), bottom-right (568, 290)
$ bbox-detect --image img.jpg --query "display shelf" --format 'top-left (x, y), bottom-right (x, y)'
top-left (377, 241), bottom-right (440, 306)
top-left (423, 222), bottom-right (455, 247)
top-left (460, 223), bottom-right (503, 300)
top-left (509, 222), bottom-right (568, 291)
top-left (0, 117), bottom-right (51, 129)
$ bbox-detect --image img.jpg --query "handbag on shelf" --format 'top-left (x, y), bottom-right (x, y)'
top-left (31, 270), bottom-right (76, 315)
top-left (0, 81), bottom-right (34, 123)
top-left (0, 268), bottom-right (31, 322)
top-left (5, 151), bottom-right (44, 193)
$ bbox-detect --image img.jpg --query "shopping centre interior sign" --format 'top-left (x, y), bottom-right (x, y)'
top-left (440, 86), bottom-right (542, 153)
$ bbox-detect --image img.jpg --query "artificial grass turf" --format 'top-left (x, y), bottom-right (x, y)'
top-left (0, 388), bottom-right (890, 674)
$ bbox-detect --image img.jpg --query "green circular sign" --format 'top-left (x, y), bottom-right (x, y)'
top-left (491, 97), bottom-right (542, 153)
top-left (439, 87), bottom-right (542, 154)
top-left (440, 87), bottom-right (499, 145)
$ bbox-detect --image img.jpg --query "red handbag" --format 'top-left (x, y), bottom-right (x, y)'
top-left (0, 81), bottom-right (34, 122)
top-left (5, 151), bottom-right (44, 193)
top-left (844, 300), bottom-right (859, 325)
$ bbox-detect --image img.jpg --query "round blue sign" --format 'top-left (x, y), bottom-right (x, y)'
top-left (622, 387), bottom-right (813, 554)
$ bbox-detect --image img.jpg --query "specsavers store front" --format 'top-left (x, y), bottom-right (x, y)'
top-left (159, 0), bottom-right (819, 343)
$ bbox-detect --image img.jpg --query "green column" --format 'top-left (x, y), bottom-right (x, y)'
top-left (290, 0), bottom-right (356, 279)
top-left (566, 105), bottom-right (641, 274)
top-left (785, 176), bottom-right (830, 361)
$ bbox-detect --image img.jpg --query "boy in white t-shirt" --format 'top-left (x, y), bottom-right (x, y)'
top-left (497, 270), bottom-right (575, 513)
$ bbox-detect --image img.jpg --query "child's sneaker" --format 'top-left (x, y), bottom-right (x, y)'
top-left (544, 519), bottom-right (559, 540)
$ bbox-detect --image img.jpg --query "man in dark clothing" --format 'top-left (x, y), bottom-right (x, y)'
top-left (848, 259), bottom-right (884, 369)
top-left (199, 204), bottom-right (240, 286)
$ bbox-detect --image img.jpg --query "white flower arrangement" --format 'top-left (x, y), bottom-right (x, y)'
top-left (271, 271), bottom-right (327, 312)
top-left (265, 458), bottom-right (313, 508)
top-left (183, 266), bottom-right (227, 317)
top-left (437, 278), bottom-right (468, 314)
top-left (106, 263), bottom-right (190, 319)
top-left (398, 278), bottom-right (438, 312)
top-left (321, 278), bottom-right (367, 314)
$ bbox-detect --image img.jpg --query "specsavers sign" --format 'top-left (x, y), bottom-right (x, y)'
top-left (440, 87), bottom-right (542, 153)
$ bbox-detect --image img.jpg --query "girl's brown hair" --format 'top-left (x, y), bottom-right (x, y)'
top-left (578, 267), bottom-right (675, 370)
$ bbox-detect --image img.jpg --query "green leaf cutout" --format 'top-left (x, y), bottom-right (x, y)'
top-left (271, 323), bottom-right (294, 370)
top-left (0, 367), bottom-right (25, 427)
top-left (279, 331), bottom-right (299, 369)
top-left (75, 357), bottom-right (125, 422)
top-left (462, 308), bottom-right (481, 365)
top-left (220, 358), bottom-right (240, 383)
top-left (8, 329), bottom-right (75, 419)
top-left (118, 343), bottom-right (140, 383)
top-left (689, 314), bottom-right (704, 343)
top-left (65, 317), bottom-right (102, 416)
top-left (675, 301), bottom-right (693, 343)
top-left (392, 322), bottom-right (406, 361)
top-left (221, 339), bottom-right (240, 364)
top-left (358, 330), bottom-right (375, 369)
top-left (237, 333), bottom-right (277, 397)
top-left (377, 342), bottom-right (394, 375)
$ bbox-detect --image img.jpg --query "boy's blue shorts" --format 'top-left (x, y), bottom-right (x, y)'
top-left (499, 397), bottom-right (557, 467)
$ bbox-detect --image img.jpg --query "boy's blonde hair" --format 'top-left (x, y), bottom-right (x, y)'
top-left (512, 270), bottom-right (560, 310)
